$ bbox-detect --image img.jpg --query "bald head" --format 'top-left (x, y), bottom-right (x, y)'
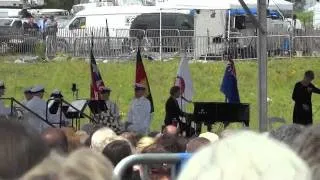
top-left (163, 125), bottom-right (178, 136)
top-left (41, 128), bottom-right (68, 153)
top-left (186, 137), bottom-right (210, 153)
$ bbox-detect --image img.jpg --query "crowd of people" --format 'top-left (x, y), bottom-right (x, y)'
top-left (0, 116), bottom-right (319, 180)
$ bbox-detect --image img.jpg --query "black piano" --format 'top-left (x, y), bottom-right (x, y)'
top-left (185, 102), bottom-right (250, 136)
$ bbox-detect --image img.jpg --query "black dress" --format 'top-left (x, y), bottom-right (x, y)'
top-left (164, 97), bottom-right (184, 126)
top-left (292, 82), bottom-right (320, 125)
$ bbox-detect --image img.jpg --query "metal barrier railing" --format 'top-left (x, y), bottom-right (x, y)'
top-left (2, 27), bottom-right (320, 59)
top-left (113, 153), bottom-right (191, 180)
top-left (0, 97), bottom-right (54, 127)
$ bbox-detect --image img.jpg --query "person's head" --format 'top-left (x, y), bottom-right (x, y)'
top-left (199, 132), bottom-right (219, 143)
top-left (269, 124), bottom-right (305, 148)
top-left (178, 131), bottom-right (311, 180)
top-left (142, 144), bottom-right (171, 180)
top-left (120, 132), bottom-right (139, 147)
top-left (170, 86), bottom-right (181, 98)
top-left (99, 87), bottom-right (111, 100)
top-left (103, 140), bottom-right (133, 165)
top-left (24, 87), bottom-right (33, 101)
top-left (21, 151), bottom-right (65, 180)
top-left (0, 81), bottom-right (5, 96)
top-left (41, 128), bottom-right (68, 154)
top-left (90, 127), bottom-right (125, 152)
top-left (163, 125), bottom-right (178, 136)
top-left (186, 137), bottom-right (210, 153)
top-left (304, 70), bottom-right (315, 84)
top-left (0, 117), bottom-right (49, 179)
top-left (30, 85), bottom-right (45, 99)
top-left (135, 84), bottom-right (146, 98)
top-left (58, 148), bottom-right (114, 180)
top-left (136, 136), bottom-right (155, 153)
top-left (292, 125), bottom-right (320, 180)
top-left (156, 135), bottom-right (181, 153)
top-left (50, 89), bottom-right (63, 99)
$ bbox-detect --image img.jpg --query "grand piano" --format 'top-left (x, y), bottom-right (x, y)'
top-left (184, 102), bottom-right (250, 137)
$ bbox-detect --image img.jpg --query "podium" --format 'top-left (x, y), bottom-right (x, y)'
top-left (193, 102), bottom-right (250, 133)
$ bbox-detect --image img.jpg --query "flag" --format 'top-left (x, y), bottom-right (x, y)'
top-left (220, 58), bottom-right (240, 103)
top-left (90, 37), bottom-right (106, 100)
top-left (136, 48), bottom-right (154, 113)
top-left (174, 55), bottom-right (193, 109)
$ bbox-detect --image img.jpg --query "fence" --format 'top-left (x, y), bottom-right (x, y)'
top-left (1, 27), bottom-right (320, 60)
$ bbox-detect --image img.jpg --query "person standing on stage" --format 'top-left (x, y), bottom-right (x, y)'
top-left (292, 70), bottom-right (320, 125)
top-left (164, 86), bottom-right (185, 127)
top-left (0, 81), bottom-right (11, 116)
top-left (98, 87), bottom-right (123, 134)
top-left (126, 84), bottom-right (151, 134)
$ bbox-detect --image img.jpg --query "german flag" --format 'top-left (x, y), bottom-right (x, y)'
top-left (136, 48), bottom-right (154, 113)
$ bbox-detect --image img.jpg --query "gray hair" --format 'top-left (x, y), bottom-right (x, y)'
top-left (90, 127), bottom-right (125, 152)
top-left (58, 148), bottom-right (114, 180)
top-left (21, 151), bottom-right (65, 180)
top-left (178, 131), bottom-right (311, 180)
top-left (269, 124), bottom-right (305, 147)
top-left (292, 125), bottom-right (320, 180)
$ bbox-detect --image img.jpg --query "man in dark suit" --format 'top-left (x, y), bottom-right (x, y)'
top-left (164, 86), bottom-right (185, 126)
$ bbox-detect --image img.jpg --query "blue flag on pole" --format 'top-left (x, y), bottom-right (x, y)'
top-left (220, 59), bottom-right (240, 103)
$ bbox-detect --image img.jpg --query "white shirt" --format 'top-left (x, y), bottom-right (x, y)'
top-left (0, 99), bottom-right (11, 116)
top-left (127, 96), bottom-right (151, 134)
top-left (25, 96), bottom-right (50, 133)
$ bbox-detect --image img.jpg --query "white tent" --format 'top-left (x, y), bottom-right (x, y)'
top-left (308, 3), bottom-right (320, 29)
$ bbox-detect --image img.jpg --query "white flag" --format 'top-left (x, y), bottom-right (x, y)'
top-left (174, 55), bottom-right (194, 110)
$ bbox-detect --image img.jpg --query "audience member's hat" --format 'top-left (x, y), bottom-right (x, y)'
top-left (0, 81), bottom-right (5, 89)
top-left (23, 86), bottom-right (33, 93)
top-left (135, 83), bottom-right (146, 91)
top-left (99, 87), bottom-right (111, 93)
top-left (199, 132), bottom-right (219, 143)
top-left (30, 85), bottom-right (45, 93)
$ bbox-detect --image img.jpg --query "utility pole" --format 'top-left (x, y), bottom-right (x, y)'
top-left (257, 0), bottom-right (268, 132)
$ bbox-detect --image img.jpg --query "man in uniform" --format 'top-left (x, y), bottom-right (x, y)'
top-left (21, 86), bottom-right (33, 106)
top-left (126, 83), bottom-right (152, 134)
top-left (99, 87), bottom-right (120, 120)
top-left (26, 85), bottom-right (50, 133)
top-left (0, 81), bottom-right (11, 116)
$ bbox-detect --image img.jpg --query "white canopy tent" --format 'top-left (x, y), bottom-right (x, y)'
top-left (226, 0), bottom-right (293, 11)
top-left (157, 0), bottom-right (231, 10)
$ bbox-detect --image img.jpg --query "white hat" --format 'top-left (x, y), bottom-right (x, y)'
top-left (30, 85), bottom-right (45, 93)
top-left (135, 83), bottom-right (146, 90)
top-left (199, 132), bottom-right (219, 143)
top-left (24, 86), bottom-right (33, 93)
top-left (0, 81), bottom-right (5, 89)
top-left (51, 89), bottom-right (61, 95)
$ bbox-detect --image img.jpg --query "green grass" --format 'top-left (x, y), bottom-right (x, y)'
top-left (1, 57), bottom-right (320, 131)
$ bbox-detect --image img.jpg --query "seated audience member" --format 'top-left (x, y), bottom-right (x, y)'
top-left (292, 125), bottom-right (320, 180)
top-left (186, 137), bottom-right (210, 153)
top-left (58, 148), bottom-right (114, 180)
top-left (269, 124), bottom-right (305, 147)
top-left (121, 132), bottom-right (139, 147)
top-left (90, 127), bottom-right (125, 152)
top-left (21, 151), bottom-right (65, 180)
top-left (103, 140), bottom-right (139, 180)
top-left (141, 144), bottom-right (171, 180)
top-left (162, 125), bottom-right (179, 136)
top-left (176, 136), bottom-right (188, 152)
top-left (156, 135), bottom-right (180, 153)
top-left (178, 131), bottom-right (311, 180)
top-left (0, 118), bottom-right (49, 179)
top-left (41, 127), bottom-right (68, 154)
top-left (199, 132), bottom-right (219, 143)
top-left (136, 137), bottom-right (155, 153)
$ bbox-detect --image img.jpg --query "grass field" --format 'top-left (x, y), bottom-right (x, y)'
top-left (1, 57), bottom-right (320, 131)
